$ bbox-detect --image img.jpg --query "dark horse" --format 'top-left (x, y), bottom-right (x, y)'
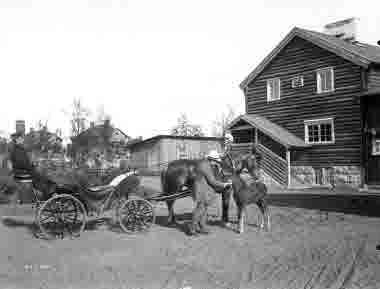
top-left (160, 158), bottom-right (232, 234)
top-left (214, 149), bottom-right (271, 234)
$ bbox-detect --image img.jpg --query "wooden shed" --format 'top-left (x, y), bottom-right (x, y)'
top-left (127, 135), bottom-right (224, 174)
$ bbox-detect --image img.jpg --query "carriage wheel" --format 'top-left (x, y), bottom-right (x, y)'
top-left (118, 197), bottom-right (155, 233)
top-left (37, 194), bottom-right (87, 239)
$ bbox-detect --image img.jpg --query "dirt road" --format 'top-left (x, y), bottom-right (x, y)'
top-left (0, 177), bottom-right (379, 289)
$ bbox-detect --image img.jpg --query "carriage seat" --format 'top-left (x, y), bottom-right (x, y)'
top-left (12, 170), bottom-right (33, 184)
top-left (87, 185), bottom-right (113, 192)
top-left (86, 170), bottom-right (138, 193)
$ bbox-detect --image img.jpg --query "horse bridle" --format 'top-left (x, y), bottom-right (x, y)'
top-left (207, 151), bottom-right (236, 180)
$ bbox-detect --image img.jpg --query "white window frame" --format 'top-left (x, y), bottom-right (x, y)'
top-left (266, 78), bottom-right (281, 102)
top-left (316, 67), bottom-right (334, 93)
top-left (372, 138), bottom-right (380, 155)
top-left (304, 117), bottom-right (335, 145)
top-left (291, 75), bottom-right (304, 88)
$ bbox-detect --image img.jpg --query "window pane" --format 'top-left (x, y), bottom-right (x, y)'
top-left (308, 125), bottom-right (319, 143)
top-left (321, 72), bottom-right (327, 91)
top-left (273, 80), bottom-right (278, 99)
top-left (375, 141), bottom-right (380, 153)
top-left (325, 70), bottom-right (332, 90)
top-left (268, 79), bottom-right (280, 100)
top-left (267, 80), bottom-right (273, 100)
top-left (320, 123), bottom-right (332, 142)
top-left (318, 69), bottom-right (333, 92)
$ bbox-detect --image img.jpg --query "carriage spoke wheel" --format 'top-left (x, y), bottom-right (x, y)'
top-left (118, 198), bottom-right (155, 233)
top-left (37, 194), bottom-right (87, 240)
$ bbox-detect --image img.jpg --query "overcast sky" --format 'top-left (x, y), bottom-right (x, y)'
top-left (0, 0), bottom-right (379, 141)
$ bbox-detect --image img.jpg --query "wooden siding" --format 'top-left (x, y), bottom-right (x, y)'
top-left (245, 36), bottom-right (362, 167)
top-left (230, 142), bottom-right (288, 186)
top-left (368, 67), bottom-right (380, 90)
top-left (258, 131), bottom-right (286, 159)
top-left (231, 127), bottom-right (254, 143)
top-left (257, 144), bottom-right (288, 185)
top-left (230, 142), bottom-right (253, 154)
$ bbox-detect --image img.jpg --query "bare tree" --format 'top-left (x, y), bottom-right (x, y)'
top-left (63, 97), bottom-right (91, 138)
top-left (95, 104), bottom-right (112, 124)
top-left (211, 105), bottom-right (238, 138)
top-left (170, 113), bottom-right (205, 137)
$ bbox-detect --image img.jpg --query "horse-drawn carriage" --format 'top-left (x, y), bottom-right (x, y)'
top-left (3, 146), bottom-right (269, 238)
top-left (3, 168), bottom-right (196, 239)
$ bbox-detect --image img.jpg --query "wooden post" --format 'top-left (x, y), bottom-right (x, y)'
top-left (254, 128), bottom-right (258, 144)
top-left (360, 95), bottom-right (368, 191)
top-left (286, 150), bottom-right (291, 188)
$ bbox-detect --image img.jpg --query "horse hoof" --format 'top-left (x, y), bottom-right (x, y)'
top-left (187, 230), bottom-right (199, 237)
top-left (197, 228), bottom-right (211, 235)
top-left (167, 220), bottom-right (178, 227)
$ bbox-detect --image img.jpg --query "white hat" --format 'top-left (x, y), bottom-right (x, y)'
top-left (207, 150), bottom-right (221, 160)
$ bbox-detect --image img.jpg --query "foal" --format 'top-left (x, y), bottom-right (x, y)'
top-left (220, 152), bottom-right (271, 234)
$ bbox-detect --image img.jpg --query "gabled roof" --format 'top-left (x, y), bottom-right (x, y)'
top-left (227, 114), bottom-right (309, 149)
top-left (127, 135), bottom-right (224, 149)
top-left (240, 27), bottom-right (380, 89)
top-left (72, 124), bottom-right (129, 143)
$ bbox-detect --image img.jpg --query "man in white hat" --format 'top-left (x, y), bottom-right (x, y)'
top-left (206, 149), bottom-right (224, 179)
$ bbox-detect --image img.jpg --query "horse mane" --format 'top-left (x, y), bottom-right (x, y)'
top-left (160, 169), bottom-right (168, 194)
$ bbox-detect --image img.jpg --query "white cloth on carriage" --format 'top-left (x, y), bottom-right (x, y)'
top-left (108, 170), bottom-right (137, 187)
top-left (88, 170), bottom-right (137, 192)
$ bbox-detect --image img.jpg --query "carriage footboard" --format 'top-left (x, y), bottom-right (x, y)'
top-left (147, 189), bottom-right (192, 202)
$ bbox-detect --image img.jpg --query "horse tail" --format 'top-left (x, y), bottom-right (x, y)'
top-left (160, 169), bottom-right (168, 194)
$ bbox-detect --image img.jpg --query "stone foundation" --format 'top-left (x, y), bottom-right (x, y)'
top-left (331, 166), bottom-right (361, 187)
top-left (290, 165), bottom-right (361, 188)
top-left (290, 166), bottom-right (315, 187)
top-left (259, 169), bottom-right (283, 187)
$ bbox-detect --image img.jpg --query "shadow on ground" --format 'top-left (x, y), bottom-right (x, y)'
top-left (268, 191), bottom-right (380, 217)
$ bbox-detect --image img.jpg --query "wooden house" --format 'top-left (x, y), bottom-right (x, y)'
top-left (127, 135), bottom-right (224, 174)
top-left (24, 127), bottom-right (63, 159)
top-left (227, 18), bottom-right (380, 189)
top-left (70, 120), bottom-right (131, 168)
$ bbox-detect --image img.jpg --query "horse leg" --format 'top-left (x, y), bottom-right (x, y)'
top-left (264, 200), bottom-right (271, 231)
top-left (189, 201), bottom-right (202, 235)
top-left (222, 189), bottom-right (232, 228)
top-left (198, 203), bottom-right (210, 234)
top-left (258, 199), bottom-right (270, 231)
top-left (237, 204), bottom-right (246, 234)
top-left (166, 200), bottom-right (176, 225)
top-left (189, 180), bottom-right (209, 235)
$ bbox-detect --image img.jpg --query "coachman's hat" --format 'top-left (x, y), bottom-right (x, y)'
top-left (206, 150), bottom-right (221, 160)
top-left (11, 131), bottom-right (24, 139)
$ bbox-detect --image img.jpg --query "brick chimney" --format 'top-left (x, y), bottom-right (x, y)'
top-left (15, 120), bottom-right (25, 136)
top-left (324, 18), bottom-right (358, 42)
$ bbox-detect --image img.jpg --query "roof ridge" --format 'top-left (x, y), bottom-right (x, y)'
top-left (240, 26), bottom-right (380, 89)
top-left (298, 27), bottom-right (380, 62)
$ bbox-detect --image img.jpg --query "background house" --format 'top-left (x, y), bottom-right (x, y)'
top-left (70, 120), bottom-right (131, 169)
top-left (127, 135), bottom-right (224, 174)
top-left (0, 136), bottom-right (8, 170)
top-left (24, 127), bottom-right (64, 161)
top-left (5, 120), bottom-right (65, 170)
top-left (228, 18), bottom-right (380, 190)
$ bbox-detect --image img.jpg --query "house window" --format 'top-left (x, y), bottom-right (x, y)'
top-left (316, 67), bottom-right (334, 93)
top-left (372, 138), bottom-right (380, 155)
top-left (291, 75), bottom-right (304, 88)
top-left (304, 118), bottom-right (335, 144)
top-left (267, 78), bottom-right (281, 101)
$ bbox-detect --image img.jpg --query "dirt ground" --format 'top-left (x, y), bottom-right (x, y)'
top-left (0, 176), bottom-right (380, 289)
